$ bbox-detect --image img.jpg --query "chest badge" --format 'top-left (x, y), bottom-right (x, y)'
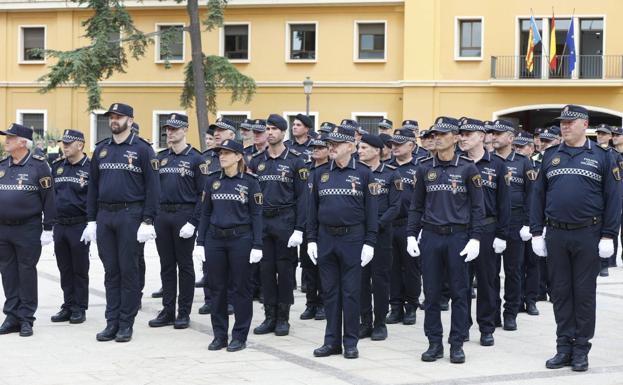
top-left (504, 171), bottom-right (512, 186)
top-left (471, 174), bottom-right (483, 188)
top-left (321, 173), bottom-right (329, 183)
top-left (0, 170), bottom-right (4, 178)
top-left (199, 163), bottom-right (209, 175)
top-left (258, 163), bottom-right (266, 172)
top-left (99, 148), bottom-right (108, 158)
top-left (206, 158), bottom-right (212, 166)
top-left (212, 180), bottom-right (221, 190)
top-left (426, 170), bottom-right (438, 182)
top-left (57, 167), bottom-right (64, 175)
top-left (552, 156), bottom-right (561, 166)
top-left (526, 169), bottom-right (538, 181)
top-left (160, 158), bottom-right (168, 167)
top-left (451, 180), bottom-right (458, 194)
top-left (368, 182), bottom-right (381, 196)
top-left (394, 178), bottom-right (404, 191)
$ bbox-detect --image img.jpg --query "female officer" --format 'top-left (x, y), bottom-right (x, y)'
top-left (196, 139), bottom-right (263, 352)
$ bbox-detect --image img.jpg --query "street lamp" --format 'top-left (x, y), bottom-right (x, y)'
top-left (303, 76), bottom-right (313, 116)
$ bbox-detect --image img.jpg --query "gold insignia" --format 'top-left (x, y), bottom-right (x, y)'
top-left (321, 173), bottom-right (329, 183)
top-left (160, 158), bottom-right (168, 167)
top-left (254, 192), bottom-right (264, 205)
top-left (0, 170), bottom-right (5, 178)
top-left (394, 178), bottom-right (404, 191)
top-left (619, 161), bottom-right (623, 170)
top-left (526, 169), bottom-right (538, 181)
top-left (368, 182), bottom-right (381, 195)
top-left (614, 167), bottom-right (621, 181)
top-left (258, 163), bottom-right (266, 172)
top-left (552, 156), bottom-right (560, 166)
top-left (298, 168), bottom-right (309, 181)
top-left (212, 180), bottom-right (221, 190)
top-left (199, 163), bottom-right (209, 175)
top-left (99, 148), bottom-right (108, 158)
top-left (206, 158), bottom-right (212, 166)
top-left (504, 171), bottom-right (512, 186)
top-left (57, 167), bottom-right (64, 175)
top-left (471, 174), bottom-right (483, 188)
top-left (426, 170), bottom-right (437, 182)
top-left (151, 159), bottom-right (159, 171)
top-left (39, 176), bottom-right (52, 189)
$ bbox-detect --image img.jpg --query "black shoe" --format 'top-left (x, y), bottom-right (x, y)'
top-left (536, 294), bottom-right (548, 302)
top-left (313, 344), bottom-right (342, 357)
top-left (174, 313), bottom-right (190, 329)
top-left (571, 354), bottom-right (589, 372)
top-left (403, 305), bottom-right (416, 325)
top-left (51, 308), bottom-right (71, 323)
top-left (227, 304), bottom-right (234, 315)
top-left (440, 300), bottom-right (449, 311)
top-left (599, 267), bottom-right (609, 277)
top-left (96, 324), bottom-right (118, 342)
top-left (69, 310), bottom-right (86, 324)
top-left (198, 303), bottom-right (211, 315)
top-left (371, 324), bottom-right (388, 341)
top-left (148, 310), bottom-right (175, 328)
top-left (480, 333), bottom-right (494, 346)
top-left (115, 327), bottom-right (133, 343)
top-left (314, 306), bottom-right (326, 320)
top-left (385, 307), bottom-right (404, 324)
top-left (151, 287), bottom-right (163, 298)
top-left (274, 304), bottom-right (291, 336)
top-left (421, 343), bottom-right (444, 362)
top-left (0, 319), bottom-right (19, 335)
top-left (226, 339), bottom-right (246, 352)
top-left (545, 353), bottom-right (572, 369)
top-left (503, 316), bottom-right (517, 331)
top-left (19, 322), bottom-right (33, 337)
top-left (343, 347), bottom-right (359, 359)
top-left (359, 324), bottom-right (373, 339)
top-left (450, 345), bottom-right (465, 364)
top-left (253, 305), bottom-right (276, 335)
top-left (300, 306), bottom-right (316, 320)
top-left (208, 337), bottom-right (228, 351)
top-left (526, 302), bottom-right (539, 316)
top-left (195, 276), bottom-right (206, 288)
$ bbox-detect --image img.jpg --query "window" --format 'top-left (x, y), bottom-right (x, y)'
top-left (549, 18), bottom-right (572, 79)
top-left (287, 23), bottom-right (317, 61)
top-left (223, 24), bottom-right (249, 61)
top-left (580, 18), bottom-right (604, 79)
top-left (17, 110), bottom-right (46, 138)
top-left (519, 18), bottom-right (543, 78)
top-left (155, 113), bottom-right (169, 149)
top-left (353, 113), bottom-right (386, 135)
top-left (156, 24), bottom-right (185, 62)
top-left (456, 18), bottom-right (482, 59)
top-left (356, 22), bottom-right (386, 60)
top-left (20, 26), bottom-right (45, 63)
top-left (284, 112), bottom-right (319, 140)
top-left (107, 30), bottom-right (122, 57)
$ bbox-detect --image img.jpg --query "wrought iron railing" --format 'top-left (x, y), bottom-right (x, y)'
top-left (490, 55), bottom-right (623, 80)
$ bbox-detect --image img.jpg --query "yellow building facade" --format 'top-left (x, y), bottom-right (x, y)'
top-left (1, 0), bottom-right (622, 151)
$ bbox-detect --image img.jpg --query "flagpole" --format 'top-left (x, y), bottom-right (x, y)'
top-left (529, 8), bottom-right (546, 76)
top-left (557, 8), bottom-right (575, 74)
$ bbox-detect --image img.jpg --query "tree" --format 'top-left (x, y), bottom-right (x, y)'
top-left (36, 0), bottom-right (255, 150)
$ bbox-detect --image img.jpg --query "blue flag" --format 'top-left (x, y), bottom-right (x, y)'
top-left (565, 21), bottom-right (576, 73)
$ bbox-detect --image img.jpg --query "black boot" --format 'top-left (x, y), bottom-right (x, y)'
top-left (151, 287), bottom-right (163, 298)
top-left (148, 310), bottom-right (175, 328)
top-left (69, 309), bottom-right (86, 324)
top-left (198, 303), bottom-right (211, 315)
top-left (371, 323), bottom-right (388, 341)
top-left (253, 305), bottom-right (276, 335)
top-left (385, 305), bottom-right (403, 324)
top-left (571, 354), bottom-right (589, 372)
top-left (359, 313), bottom-right (373, 338)
top-left (274, 304), bottom-right (291, 336)
top-left (51, 308), bottom-right (72, 322)
top-left (174, 312), bottom-right (190, 329)
top-left (545, 353), bottom-right (572, 369)
top-left (314, 306), bottom-right (326, 320)
top-left (450, 345), bottom-right (465, 364)
top-left (421, 343), bottom-right (444, 362)
top-left (300, 306), bottom-right (316, 320)
top-left (403, 304), bottom-right (416, 325)
top-left (96, 323), bottom-right (118, 342)
top-left (526, 302), bottom-right (539, 316)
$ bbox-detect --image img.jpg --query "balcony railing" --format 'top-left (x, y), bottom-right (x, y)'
top-left (491, 55), bottom-right (623, 80)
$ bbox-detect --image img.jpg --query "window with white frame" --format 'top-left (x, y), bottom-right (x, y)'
top-left (223, 24), bottom-right (249, 60)
top-left (20, 26), bottom-right (45, 62)
top-left (107, 29), bottom-right (122, 57)
top-left (154, 113), bottom-right (171, 148)
top-left (17, 110), bottom-right (46, 137)
top-left (288, 23), bottom-right (317, 60)
top-left (456, 18), bottom-right (483, 59)
top-left (92, 112), bottom-right (109, 143)
top-left (354, 114), bottom-right (386, 135)
top-left (156, 24), bottom-right (185, 62)
top-left (356, 22), bottom-right (386, 60)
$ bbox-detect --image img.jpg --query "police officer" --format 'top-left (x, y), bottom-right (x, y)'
top-left (82, 103), bottom-right (160, 343)
top-left (50, 129), bottom-right (90, 325)
top-left (377, 118), bottom-right (393, 135)
top-left (491, 119), bottom-right (535, 331)
top-left (300, 137), bottom-right (329, 321)
top-left (195, 125), bottom-right (216, 292)
top-left (386, 128), bottom-right (421, 325)
top-left (458, 118), bottom-right (510, 347)
top-left (420, 129), bottom-right (435, 153)
top-left (595, 123), bottom-right (612, 149)
top-left (357, 134), bottom-right (401, 341)
top-left (148, 113), bottom-right (206, 329)
top-left (402, 120), bottom-right (428, 159)
top-left (197, 139), bottom-right (263, 352)
top-left (610, 126), bottom-right (623, 267)
top-left (249, 114), bottom-right (308, 336)
top-left (379, 133), bottom-right (394, 163)
top-left (531, 105), bottom-right (621, 372)
top-left (239, 118), bottom-right (254, 148)
top-left (318, 122), bottom-right (336, 136)
top-left (407, 116), bottom-right (485, 364)
top-left (540, 126), bottom-right (562, 149)
top-left (0, 123), bottom-right (56, 337)
top-left (307, 124), bottom-right (378, 359)
top-left (243, 119), bottom-right (268, 162)
top-left (286, 114), bottom-right (313, 162)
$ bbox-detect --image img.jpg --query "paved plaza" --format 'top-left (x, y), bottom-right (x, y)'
top-left (1, 242), bottom-right (623, 385)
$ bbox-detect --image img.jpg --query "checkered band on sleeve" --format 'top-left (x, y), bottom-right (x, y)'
top-left (546, 168), bottom-right (602, 182)
top-left (482, 180), bottom-right (497, 189)
top-left (258, 174), bottom-right (293, 184)
top-left (54, 176), bottom-right (88, 186)
top-left (401, 177), bottom-right (415, 186)
top-left (211, 193), bottom-right (246, 202)
top-left (99, 162), bottom-right (143, 174)
top-left (510, 176), bottom-right (524, 184)
top-left (318, 188), bottom-right (363, 197)
top-left (159, 167), bottom-right (195, 177)
top-left (425, 184), bottom-right (467, 193)
top-left (0, 184), bottom-right (39, 191)
top-left (328, 132), bottom-right (355, 142)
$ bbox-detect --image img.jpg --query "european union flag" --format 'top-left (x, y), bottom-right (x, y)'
top-left (565, 21), bottom-right (576, 73)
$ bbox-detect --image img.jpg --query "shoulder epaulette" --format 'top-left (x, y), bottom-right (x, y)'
top-left (95, 137), bottom-right (109, 147)
top-left (207, 170), bottom-right (220, 176)
top-left (460, 155), bottom-right (474, 162)
top-left (494, 152), bottom-right (507, 160)
top-left (188, 147), bottom-right (202, 155)
top-left (385, 164), bottom-right (397, 170)
top-left (245, 171), bottom-right (258, 178)
top-left (514, 152), bottom-right (527, 158)
top-left (252, 150), bottom-right (266, 158)
top-left (288, 148), bottom-right (301, 156)
top-left (544, 146), bottom-right (558, 154)
top-left (52, 156), bottom-right (64, 164)
top-left (32, 154), bottom-right (46, 161)
top-left (419, 156), bottom-right (434, 163)
top-left (137, 136), bottom-right (153, 146)
top-left (157, 148), bottom-right (169, 154)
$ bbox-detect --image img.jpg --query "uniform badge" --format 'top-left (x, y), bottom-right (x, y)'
top-left (39, 176), bottom-right (52, 189)
top-left (258, 163), bottom-right (266, 172)
top-left (504, 171), bottom-right (512, 186)
top-left (56, 167), bottom-right (64, 175)
top-left (0, 170), bottom-right (5, 179)
top-left (368, 182), bottom-right (381, 196)
top-left (614, 167), bottom-right (621, 181)
top-left (394, 178), bottom-right (404, 191)
top-left (298, 168), bottom-right (309, 181)
top-left (451, 180), bottom-right (458, 194)
top-left (526, 169), bottom-right (538, 181)
top-left (206, 158), bottom-right (212, 166)
top-left (199, 163), bottom-right (209, 175)
top-left (619, 161), bottom-right (623, 170)
top-left (212, 180), bottom-right (221, 190)
top-left (426, 170), bottom-right (437, 182)
top-left (552, 156), bottom-right (560, 166)
top-left (160, 158), bottom-right (168, 167)
top-left (471, 174), bottom-right (483, 188)
top-left (150, 159), bottom-right (159, 171)
top-left (320, 173), bottom-right (329, 183)
top-left (254, 192), bottom-right (264, 205)
top-left (99, 148), bottom-right (108, 158)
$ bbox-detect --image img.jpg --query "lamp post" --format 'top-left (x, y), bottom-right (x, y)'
top-left (303, 76), bottom-right (313, 116)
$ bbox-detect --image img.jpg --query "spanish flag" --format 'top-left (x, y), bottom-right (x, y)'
top-left (549, 13), bottom-right (557, 70)
top-left (526, 16), bottom-right (542, 73)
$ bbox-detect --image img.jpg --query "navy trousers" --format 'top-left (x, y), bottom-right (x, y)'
top-left (261, 211), bottom-right (296, 306)
top-left (53, 222), bottom-right (90, 312)
top-left (389, 222), bottom-right (421, 308)
top-left (361, 225), bottom-right (392, 325)
top-left (467, 225), bottom-right (497, 334)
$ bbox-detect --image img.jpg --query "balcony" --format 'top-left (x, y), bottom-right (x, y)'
top-left (490, 55), bottom-right (623, 80)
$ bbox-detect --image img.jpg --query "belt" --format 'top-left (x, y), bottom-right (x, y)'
top-left (545, 217), bottom-right (601, 231)
top-left (482, 216), bottom-right (497, 226)
top-left (210, 224), bottom-right (251, 238)
top-left (262, 206), bottom-right (293, 218)
top-left (0, 216), bottom-right (37, 226)
top-left (98, 202), bottom-right (143, 211)
top-left (322, 224), bottom-right (364, 236)
top-left (56, 216), bottom-right (88, 225)
top-left (393, 217), bottom-right (407, 227)
top-left (160, 203), bottom-right (195, 212)
top-left (422, 222), bottom-right (469, 235)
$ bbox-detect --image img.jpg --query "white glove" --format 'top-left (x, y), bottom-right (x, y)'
top-left (361, 244), bottom-right (374, 267)
top-left (249, 248), bottom-right (263, 263)
top-left (460, 239), bottom-right (480, 262)
top-left (179, 222), bottom-right (196, 239)
top-left (406, 236), bottom-right (420, 257)
top-left (40, 230), bottom-right (54, 246)
top-left (287, 230), bottom-right (303, 248)
top-left (80, 221), bottom-right (97, 244)
top-left (137, 223), bottom-right (157, 243)
top-left (531, 236), bottom-right (547, 257)
top-left (599, 238), bottom-right (615, 259)
top-left (519, 226), bottom-right (532, 241)
top-left (417, 229), bottom-right (423, 242)
top-left (493, 238), bottom-right (507, 254)
top-left (193, 245), bottom-right (205, 262)
top-left (307, 242), bottom-right (318, 265)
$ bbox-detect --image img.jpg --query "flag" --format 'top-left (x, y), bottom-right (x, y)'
top-left (549, 13), bottom-right (557, 70)
top-left (526, 16), bottom-right (542, 73)
top-left (565, 21), bottom-right (576, 73)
